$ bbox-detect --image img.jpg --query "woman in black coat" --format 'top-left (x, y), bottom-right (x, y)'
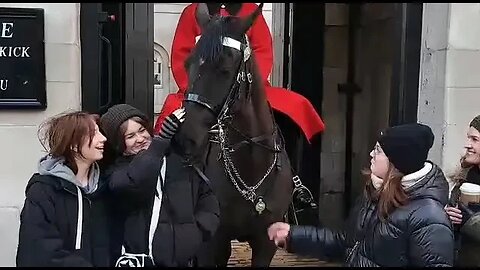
top-left (445, 114), bottom-right (480, 266)
top-left (16, 111), bottom-right (113, 266)
top-left (99, 104), bottom-right (220, 267)
top-left (268, 123), bottom-right (455, 267)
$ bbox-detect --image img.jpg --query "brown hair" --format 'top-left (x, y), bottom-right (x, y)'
top-left (450, 155), bottom-right (473, 184)
top-left (38, 111), bottom-right (99, 174)
top-left (363, 164), bottom-right (408, 221)
top-left (116, 116), bottom-right (153, 153)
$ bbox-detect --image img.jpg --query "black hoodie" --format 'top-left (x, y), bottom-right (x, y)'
top-left (16, 156), bottom-right (115, 267)
top-left (285, 162), bottom-right (454, 267)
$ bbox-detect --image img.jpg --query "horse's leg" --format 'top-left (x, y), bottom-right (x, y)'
top-left (248, 233), bottom-right (277, 267)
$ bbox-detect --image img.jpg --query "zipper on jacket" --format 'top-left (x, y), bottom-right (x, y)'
top-left (63, 187), bottom-right (92, 206)
top-left (346, 241), bottom-right (360, 263)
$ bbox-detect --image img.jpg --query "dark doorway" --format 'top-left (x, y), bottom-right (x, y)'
top-left (279, 3), bottom-right (325, 226)
top-left (279, 3), bottom-right (423, 228)
top-left (390, 3), bottom-right (423, 126)
top-left (80, 3), bottom-right (154, 118)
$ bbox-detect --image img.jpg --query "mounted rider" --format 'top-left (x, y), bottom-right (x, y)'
top-left (153, 3), bottom-right (324, 222)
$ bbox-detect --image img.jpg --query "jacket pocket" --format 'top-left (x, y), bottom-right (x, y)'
top-left (171, 223), bottom-right (203, 265)
top-left (151, 223), bottom-right (174, 266)
top-left (164, 181), bottom-right (195, 224)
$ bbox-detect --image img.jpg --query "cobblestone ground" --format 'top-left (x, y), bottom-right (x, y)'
top-left (227, 240), bottom-right (341, 267)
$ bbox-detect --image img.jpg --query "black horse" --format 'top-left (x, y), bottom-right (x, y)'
top-left (173, 3), bottom-right (295, 267)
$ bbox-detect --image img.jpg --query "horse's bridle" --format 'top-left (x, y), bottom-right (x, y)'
top-left (184, 35), bottom-right (252, 123)
top-left (183, 34), bottom-right (282, 211)
top-left (184, 35), bottom-right (279, 152)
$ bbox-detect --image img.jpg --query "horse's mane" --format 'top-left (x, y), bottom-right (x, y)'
top-left (195, 15), bottom-right (229, 63)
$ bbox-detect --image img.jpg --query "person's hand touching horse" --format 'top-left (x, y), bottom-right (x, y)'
top-left (268, 222), bottom-right (291, 248)
top-left (158, 108), bottom-right (186, 140)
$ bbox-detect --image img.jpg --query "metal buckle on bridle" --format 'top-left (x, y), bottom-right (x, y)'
top-left (293, 175), bottom-right (303, 189)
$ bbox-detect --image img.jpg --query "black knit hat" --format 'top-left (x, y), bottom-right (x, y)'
top-left (470, 115), bottom-right (480, 132)
top-left (99, 104), bottom-right (149, 151)
top-left (378, 123), bottom-right (434, 175)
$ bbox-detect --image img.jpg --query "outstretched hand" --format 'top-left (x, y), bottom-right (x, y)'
top-left (268, 222), bottom-right (291, 248)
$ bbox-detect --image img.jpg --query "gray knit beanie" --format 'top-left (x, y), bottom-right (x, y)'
top-left (470, 115), bottom-right (480, 133)
top-left (99, 104), bottom-right (149, 152)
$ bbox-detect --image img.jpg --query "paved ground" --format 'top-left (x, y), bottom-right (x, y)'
top-left (227, 240), bottom-right (341, 267)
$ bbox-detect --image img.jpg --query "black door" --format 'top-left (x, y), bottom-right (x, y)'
top-left (280, 3), bottom-right (325, 226)
top-left (80, 3), bottom-right (154, 118)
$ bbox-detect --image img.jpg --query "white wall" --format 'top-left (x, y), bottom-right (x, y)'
top-left (443, 3), bottom-right (480, 174)
top-left (0, 3), bottom-right (81, 266)
top-left (152, 3), bottom-right (272, 114)
top-left (417, 3), bottom-right (449, 170)
top-left (419, 3), bottom-right (480, 176)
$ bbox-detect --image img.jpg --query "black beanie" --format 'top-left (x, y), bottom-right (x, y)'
top-left (378, 123), bottom-right (434, 175)
top-left (99, 104), bottom-right (149, 151)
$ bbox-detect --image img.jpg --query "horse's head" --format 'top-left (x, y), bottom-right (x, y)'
top-left (175, 3), bottom-right (264, 160)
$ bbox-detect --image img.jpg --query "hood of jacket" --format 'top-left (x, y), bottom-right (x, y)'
top-left (405, 161), bottom-right (449, 206)
top-left (36, 154), bottom-right (100, 194)
top-left (24, 155), bottom-right (104, 253)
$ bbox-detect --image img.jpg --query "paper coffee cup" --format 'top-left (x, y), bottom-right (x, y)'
top-left (460, 183), bottom-right (480, 204)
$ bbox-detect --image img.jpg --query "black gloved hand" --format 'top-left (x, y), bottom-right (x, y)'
top-left (159, 108), bottom-right (185, 140)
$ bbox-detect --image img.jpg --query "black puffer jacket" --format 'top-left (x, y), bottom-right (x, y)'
top-left (449, 165), bottom-right (480, 266)
top-left (104, 137), bottom-right (220, 267)
top-left (16, 173), bottom-right (114, 266)
top-left (286, 162), bottom-right (454, 267)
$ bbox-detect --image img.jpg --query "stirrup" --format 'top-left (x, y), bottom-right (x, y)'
top-left (292, 175), bottom-right (318, 210)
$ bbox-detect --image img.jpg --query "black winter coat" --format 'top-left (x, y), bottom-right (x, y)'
top-left (449, 165), bottom-right (480, 266)
top-left (105, 137), bottom-right (220, 267)
top-left (286, 163), bottom-right (454, 267)
top-left (16, 174), bottom-right (114, 267)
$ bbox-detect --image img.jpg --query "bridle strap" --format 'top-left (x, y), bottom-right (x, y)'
top-left (227, 124), bottom-right (280, 153)
top-left (184, 93), bottom-right (216, 113)
top-left (191, 164), bottom-right (212, 187)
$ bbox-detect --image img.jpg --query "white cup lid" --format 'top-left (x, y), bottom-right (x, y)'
top-left (460, 182), bottom-right (480, 195)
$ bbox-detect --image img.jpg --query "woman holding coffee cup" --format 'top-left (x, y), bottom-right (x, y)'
top-left (445, 114), bottom-right (480, 266)
top-left (268, 123), bottom-right (454, 267)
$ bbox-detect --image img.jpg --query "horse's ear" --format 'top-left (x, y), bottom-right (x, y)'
top-left (239, 3), bottom-right (264, 34)
top-left (196, 3), bottom-right (211, 31)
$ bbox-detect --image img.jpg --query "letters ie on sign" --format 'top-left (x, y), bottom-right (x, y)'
top-left (0, 7), bottom-right (46, 109)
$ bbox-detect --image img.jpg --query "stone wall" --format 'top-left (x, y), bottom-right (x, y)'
top-left (318, 3), bottom-right (349, 228)
top-left (318, 3), bottom-right (395, 228)
top-left (0, 3), bottom-right (82, 266)
top-left (419, 3), bottom-right (480, 179)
